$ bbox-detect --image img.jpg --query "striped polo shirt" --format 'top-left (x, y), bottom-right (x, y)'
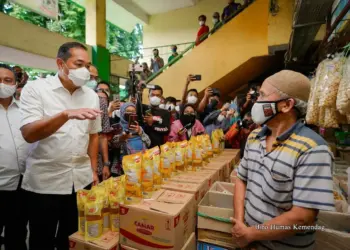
top-left (237, 121), bottom-right (335, 250)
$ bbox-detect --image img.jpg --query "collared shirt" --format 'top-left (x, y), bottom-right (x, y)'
top-left (237, 121), bottom-right (334, 250)
top-left (20, 75), bottom-right (102, 195)
top-left (0, 99), bottom-right (30, 191)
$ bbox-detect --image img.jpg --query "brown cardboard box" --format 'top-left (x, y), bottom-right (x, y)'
top-left (120, 232), bottom-right (196, 250)
top-left (202, 162), bottom-right (226, 181)
top-left (170, 173), bottom-right (210, 192)
top-left (120, 189), bottom-right (195, 250)
top-left (209, 182), bottom-right (234, 195)
top-left (315, 211), bottom-right (350, 250)
top-left (197, 230), bottom-right (235, 250)
top-left (192, 169), bottom-right (220, 186)
top-left (69, 231), bottom-right (119, 250)
top-left (197, 191), bottom-right (237, 249)
top-left (161, 181), bottom-right (206, 206)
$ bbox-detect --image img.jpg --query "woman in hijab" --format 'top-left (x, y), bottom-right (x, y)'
top-left (109, 102), bottom-right (151, 176)
top-left (168, 104), bottom-right (205, 142)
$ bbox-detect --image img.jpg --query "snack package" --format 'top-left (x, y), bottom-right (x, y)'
top-left (160, 144), bottom-right (172, 180)
top-left (122, 153), bottom-right (142, 204)
top-left (85, 189), bottom-right (104, 241)
top-left (93, 185), bottom-right (110, 232)
top-left (186, 140), bottom-right (194, 171)
top-left (141, 151), bottom-right (154, 199)
top-left (109, 178), bottom-right (125, 233)
top-left (306, 78), bottom-right (319, 125)
top-left (175, 141), bottom-right (187, 172)
top-left (149, 146), bottom-right (162, 190)
top-left (336, 56), bottom-right (350, 114)
top-left (77, 189), bottom-right (89, 236)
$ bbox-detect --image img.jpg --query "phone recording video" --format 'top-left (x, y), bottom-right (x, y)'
top-left (128, 114), bottom-right (138, 128)
top-left (192, 74), bottom-right (202, 81)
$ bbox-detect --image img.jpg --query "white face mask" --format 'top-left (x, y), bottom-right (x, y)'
top-left (86, 80), bottom-right (97, 89)
top-left (62, 63), bottom-right (90, 87)
top-left (0, 83), bottom-right (17, 98)
top-left (175, 105), bottom-right (180, 112)
top-left (212, 18), bottom-right (219, 24)
top-left (150, 96), bottom-right (161, 107)
top-left (166, 103), bottom-right (175, 111)
top-left (251, 101), bottom-right (278, 125)
top-left (159, 103), bottom-right (165, 109)
top-left (187, 95), bottom-right (198, 104)
top-left (199, 21), bottom-right (205, 26)
top-left (217, 114), bottom-right (225, 122)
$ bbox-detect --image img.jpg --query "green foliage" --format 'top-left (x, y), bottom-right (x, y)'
top-left (107, 23), bottom-right (143, 60)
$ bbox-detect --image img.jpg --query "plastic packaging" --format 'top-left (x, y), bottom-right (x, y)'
top-left (336, 56), bottom-right (350, 114)
top-left (141, 151), bottom-right (154, 199)
top-left (122, 153), bottom-right (142, 204)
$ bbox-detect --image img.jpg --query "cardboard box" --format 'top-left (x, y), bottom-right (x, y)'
top-left (197, 230), bottom-right (235, 250)
top-left (197, 240), bottom-right (234, 250)
top-left (315, 211), bottom-right (350, 250)
top-left (161, 181), bottom-right (206, 206)
top-left (192, 169), bottom-right (220, 186)
top-left (202, 162), bottom-right (226, 181)
top-left (120, 189), bottom-right (195, 250)
top-left (170, 174), bottom-right (210, 192)
top-left (69, 231), bottom-right (119, 250)
top-left (197, 192), bottom-right (238, 249)
top-left (209, 182), bottom-right (234, 196)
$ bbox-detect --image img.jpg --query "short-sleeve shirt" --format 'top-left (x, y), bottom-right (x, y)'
top-left (237, 121), bottom-right (334, 250)
top-left (20, 75), bottom-right (102, 195)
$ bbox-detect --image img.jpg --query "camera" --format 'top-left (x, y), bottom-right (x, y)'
top-left (249, 86), bottom-right (259, 101)
top-left (237, 119), bottom-right (253, 129)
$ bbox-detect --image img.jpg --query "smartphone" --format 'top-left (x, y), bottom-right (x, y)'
top-left (113, 94), bottom-right (120, 101)
top-left (192, 74), bottom-right (202, 81)
top-left (128, 114), bottom-right (138, 128)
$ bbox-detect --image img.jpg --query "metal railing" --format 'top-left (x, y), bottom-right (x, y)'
top-left (145, 0), bottom-right (255, 84)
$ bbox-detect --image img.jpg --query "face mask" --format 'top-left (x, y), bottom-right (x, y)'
top-left (199, 21), bottom-right (205, 26)
top-left (217, 114), bottom-right (225, 122)
top-left (251, 100), bottom-right (284, 125)
top-left (86, 80), bottom-right (97, 89)
top-left (187, 95), bottom-right (198, 104)
top-left (175, 105), bottom-right (180, 112)
top-left (180, 114), bottom-right (196, 127)
top-left (172, 49), bottom-right (177, 53)
top-left (166, 104), bottom-right (175, 111)
top-left (62, 63), bottom-right (90, 87)
top-left (0, 83), bottom-right (17, 98)
top-left (213, 18), bottom-right (219, 24)
top-left (208, 99), bottom-right (218, 109)
top-left (150, 96), bottom-right (161, 107)
top-left (159, 103), bottom-right (165, 109)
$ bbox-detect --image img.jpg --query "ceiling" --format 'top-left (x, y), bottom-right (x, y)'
top-left (131, 0), bottom-right (200, 15)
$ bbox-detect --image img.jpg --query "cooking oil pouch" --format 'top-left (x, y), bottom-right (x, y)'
top-left (109, 186), bottom-right (124, 232)
top-left (91, 185), bottom-right (110, 232)
top-left (160, 144), bottom-right (172, 180)
top-left (122, 153), bottom-right (142, 205)
top-left (186, 140), bottom-right (194, 171)
top-left (175, 141), bottom-right (187, 172)
top-left (141, 151), bottom-right (154, 198)
top-left (149, 146), bottom-right (162, 190)
top-left (77, 189), bottom-right (89, 236)
top-left (85, 189), bottom-right (104, 241)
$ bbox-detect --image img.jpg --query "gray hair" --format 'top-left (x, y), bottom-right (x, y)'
top-left (275, 88), bottom-right (308, 117)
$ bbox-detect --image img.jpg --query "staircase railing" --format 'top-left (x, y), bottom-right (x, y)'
top-left (145, 0), bottom-right (255, 83)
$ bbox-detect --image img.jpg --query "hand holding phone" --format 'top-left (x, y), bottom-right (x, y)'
top-left (128, 114), bottom-right (138, 128)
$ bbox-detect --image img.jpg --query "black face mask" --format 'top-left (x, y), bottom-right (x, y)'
top-left (208, 99), bottom-right (218, 110)
top-left (180, 114), bottom-right (196, 128)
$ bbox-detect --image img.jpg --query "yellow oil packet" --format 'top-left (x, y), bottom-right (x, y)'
top-left (167, 142), bottom-right (176, 174)
top-left (109, 182), bottom-right (124, 232)
top-left (204, 134), bottom-right (214, 159)
top-left (160, 144), bottom-right (172, 180)
top-left (149, 147), bottom-right (162, 190)
top-left (212, 129), bottom-right (221, 155)
top-left (175, 141), bottom-right (187, 172)
top-left (141, 151), bottom-right (154, 199)
top-left (85, 189), bottom-right (104, 241)
top-left (77, 189), bottom-right (89, 236)
top-left (92, 185), bottom-right (110, 232)
top-left (198, 135), bottom-right (208, 164)
top-left (123, 153), bottom-right (142, 204)
top-left (186, 140), bottom-right (195, 171)
top-left (218, 129), bottom-right (225, 152)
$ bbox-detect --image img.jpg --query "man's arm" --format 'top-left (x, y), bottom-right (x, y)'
top-left (181, 75), bottom-right (192, 104)
top-left (197, 87), bottom-right (212, 113)
top-left (159, 58), bottom-right (165, 68)
top-left (88, 133), bottom-right (99, 185)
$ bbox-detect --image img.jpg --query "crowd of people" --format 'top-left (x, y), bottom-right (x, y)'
top-left (0, 14), bottom-right (335, 250)
top-left (144, 0), bottom-right (248, 74)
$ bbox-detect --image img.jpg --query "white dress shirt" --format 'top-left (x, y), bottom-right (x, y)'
top-left (20, 75), bottom-right (102, 195)
top-left (0, 99), bottom-right (30, 191)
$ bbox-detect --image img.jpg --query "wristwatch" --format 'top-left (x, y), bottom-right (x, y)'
top-left (103, 162), bottom-right (111, 167)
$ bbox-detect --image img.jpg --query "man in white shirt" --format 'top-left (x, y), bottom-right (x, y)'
top-left (20, 42), bottom-right (102, 250)
top-left (0, 64), bottom-right (30, 250)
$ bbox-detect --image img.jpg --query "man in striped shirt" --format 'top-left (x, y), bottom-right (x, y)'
top-left (232, 70), bottom-right (334, 250)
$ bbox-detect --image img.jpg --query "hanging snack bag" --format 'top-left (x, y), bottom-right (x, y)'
top-left (122, 153), bottom-right (142, 204)
top-left (85, 189), bottom-right (104, 241)
top-left (141, 151), bottom-right (154, 199)
top-left (77, 189), bottom-right (89, 236)
top-left (160, 144), bottom-right (172, 180)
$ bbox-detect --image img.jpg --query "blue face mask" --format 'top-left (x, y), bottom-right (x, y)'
top-left (172, 49), bottom-right (177, 53)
